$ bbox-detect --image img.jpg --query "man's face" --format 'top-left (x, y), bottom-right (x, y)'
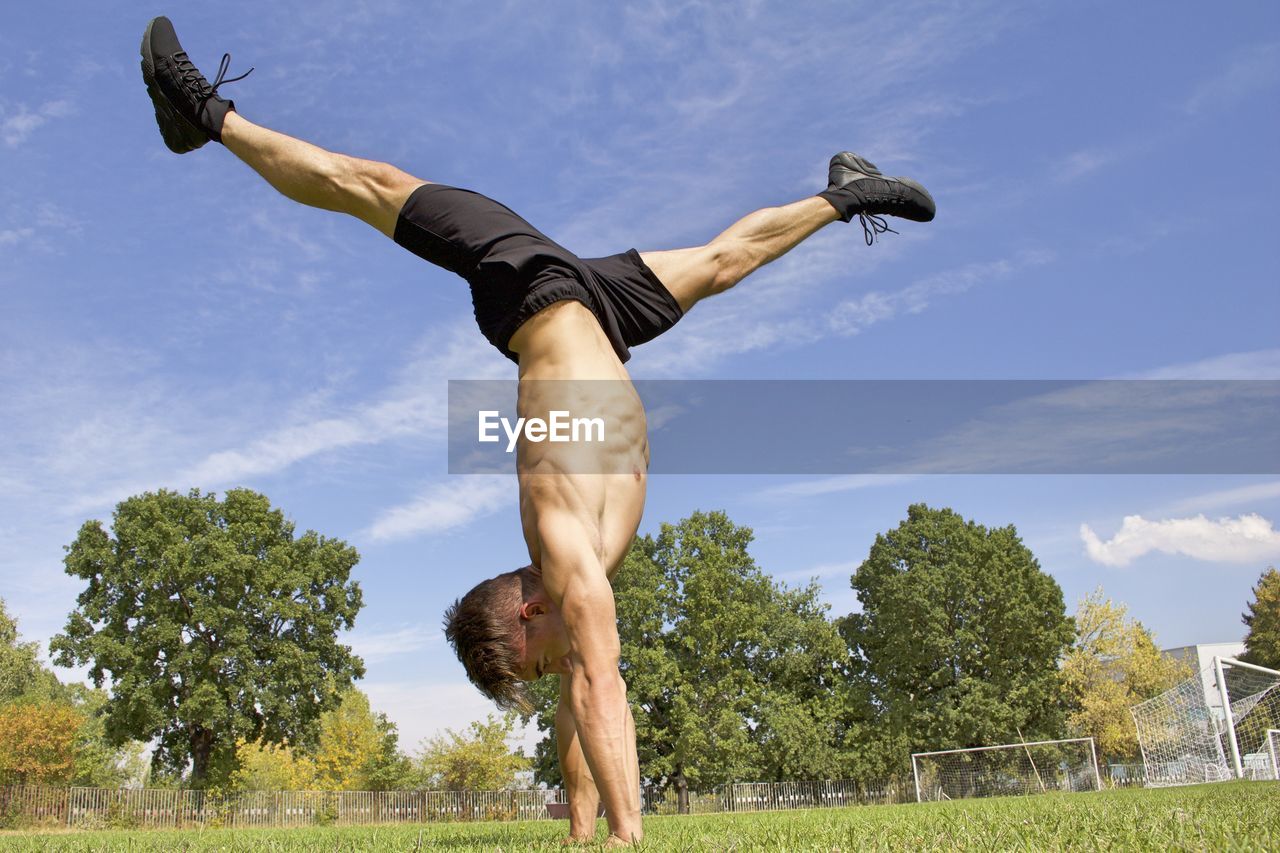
top-left (520, 601), bottom-right (571, 682)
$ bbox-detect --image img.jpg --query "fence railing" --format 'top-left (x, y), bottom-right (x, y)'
top-left (0, 766), bottom-right (1152, 830)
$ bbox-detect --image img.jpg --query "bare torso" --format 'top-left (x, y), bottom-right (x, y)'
top-left (509, 300), bottom-right (647, 580)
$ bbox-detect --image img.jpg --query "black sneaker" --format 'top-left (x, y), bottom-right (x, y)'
top-left (140, 16), bottom-right (252, 153)
top-left (818, 152), bottom-right (936, 244)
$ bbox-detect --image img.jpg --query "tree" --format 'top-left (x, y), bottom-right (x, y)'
top-left (417, 712), bottom-right (529, 791)
top-left (312, 689), bottom-right (411, 791)
top-left (64, 684), bottom-right (150, 787)
top-left (231, 739), bottom-right (317, 791)
top-left (530, 511), bottom-right (848, 804)
top-left (1060, 588), bottom-right (1191, 762)
top-left (1242, 567), bottom-right (1280, 670)
top-left (1, 598), bottom-right (143, 785)
top-left (0, 700), bottom-right (83, 785)
top-left (0, 597), bottom-right (61, 702)
top-left (840, 504), bottom-right (1074, 770)
top-left (50, 488), bottom-right (364, 786)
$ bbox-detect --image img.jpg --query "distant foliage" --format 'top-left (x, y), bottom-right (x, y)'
top-left (0, 598), bottom-right (61, 703)
top-left (840, 504), bottom-right (1074, 770)
top-left (50, 488), bottom-right (364, 787)
top-left (416, 712), bottom-right (529, 791)
top-left (0, 597), bottom-right (143, 787)
top-left (1242, 567), bottom-right (1280, 670)
top-left (312, 689), bottom-right (412, 791)
top-left (0, 700), bottom-right (83, 784)
top-left (231, 739), bottom-right (317, 791)
top-left (1060, 588), bottom-right (1191, 762)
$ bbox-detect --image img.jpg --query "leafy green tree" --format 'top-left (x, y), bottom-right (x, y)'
top-left (1242, 567), bottom-right (1280, 669)
top-left (1060, 588), bottom-right (1191, 761)
top-left (312, 688), bottom-right (412, 791)
top-left (51, 488), bottom-right (364, 786)
top-left (530, 511), bottom-right (847, 802)
top-left (0, 598), bottom-right (61, 702)
top-left (840, 504), bottom-right (1074, 770)
top-left (417, 712), bottom-right (529, 791)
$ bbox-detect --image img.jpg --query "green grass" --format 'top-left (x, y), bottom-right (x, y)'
top-left (3, 782), bottom-right (1277, 851)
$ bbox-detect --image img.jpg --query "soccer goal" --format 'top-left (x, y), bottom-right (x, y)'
top-left (911, 737), bottom-right (1102, 803)
top-left (1268, 729), bottom-right (1280, 782)
top-left (1131, 656), bottom-right (1280, 786)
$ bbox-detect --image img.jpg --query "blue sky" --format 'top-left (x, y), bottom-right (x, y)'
top-left (2, 1), bottom-right (1279, 754)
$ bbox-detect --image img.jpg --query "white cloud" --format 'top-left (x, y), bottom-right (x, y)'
top-left (1184, 42), bottom-right (1280, 115)
top-left (755, 474), bottom-right (916, 499)
top-left (144, 323), bottom-right (501, 503)
top-left (1134, 348), bottom-right (1280, 380)
top-left (365, 476), bottom-right (514, 542)
top-left (827, 249), bottom-right (1055, 337)
top-left (1052, 147), bottom-right (1123, 183)
top-left (0, 227), bottom-right (34, 247)
top-left (775, 560), bottom-right (860, 583)
top-left (0, 98), bottom-right (72, 146)
top-left (346, 624), bottom-right (439, 664)
top-left (1080, 513), bottom-right (1280, 567)
top-left (1165, 481), bottom-right (1280, 515)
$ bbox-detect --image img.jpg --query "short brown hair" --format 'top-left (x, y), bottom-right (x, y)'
top-left (443, 567), bottom-right (535, 712)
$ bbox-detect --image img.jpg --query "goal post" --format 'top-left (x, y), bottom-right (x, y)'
top-left (911, 737), bottom-right (1102, 803)
top-left (1131, 656), bottom-right (1280, 785)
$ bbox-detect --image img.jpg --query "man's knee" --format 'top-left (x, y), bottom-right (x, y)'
top-left (706, 240), bottom-right (749, 295)
top-left (333, 156), bottom-right (423, 231)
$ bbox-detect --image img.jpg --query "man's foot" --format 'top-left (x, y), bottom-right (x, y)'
top-left (140, 16), bottom-right (252, 153)
top-left (817, 152), bottom-right (936, 244)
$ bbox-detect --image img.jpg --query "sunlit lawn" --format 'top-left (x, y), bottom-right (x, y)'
top-left (4, 781), bottom-right (1277, 851)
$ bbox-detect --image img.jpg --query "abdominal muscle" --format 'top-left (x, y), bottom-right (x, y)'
top-left (509, 300), bottom-right (648, 580)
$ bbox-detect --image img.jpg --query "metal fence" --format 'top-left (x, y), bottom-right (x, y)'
top-left (0, 766), bottom-right (1152, 830)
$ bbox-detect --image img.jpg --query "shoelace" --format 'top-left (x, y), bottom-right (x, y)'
top-left (858, 212), bottom-right (898, 246)
top-left (173, 51), bottom-right (254, 101)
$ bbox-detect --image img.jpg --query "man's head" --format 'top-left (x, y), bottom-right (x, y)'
top-left (443, 566), bottom-right (570, 712)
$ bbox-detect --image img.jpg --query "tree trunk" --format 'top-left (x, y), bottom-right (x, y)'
top-left (674, 770), bottom-right (689, 815)
top-left (190, 726), bottom-right (214, 786)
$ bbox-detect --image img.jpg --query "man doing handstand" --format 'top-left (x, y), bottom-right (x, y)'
top-left (140, 16), bottom-right (934, 845)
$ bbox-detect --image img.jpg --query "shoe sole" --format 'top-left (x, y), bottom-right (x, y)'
top-left (140, 17), bottom-right (208, 154)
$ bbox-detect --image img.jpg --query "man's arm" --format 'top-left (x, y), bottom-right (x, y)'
top-left (538, 511), bottom-right (642, 844)
top-left (557, 676), bottom-right (600, 840)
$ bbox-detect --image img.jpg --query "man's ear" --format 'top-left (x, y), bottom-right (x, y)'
top-left (519, 600), bottom-right (547, 621)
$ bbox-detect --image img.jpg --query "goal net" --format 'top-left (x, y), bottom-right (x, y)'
top-left (1131, 656), bottom-right (1280, 786)
top-left (911, 737), bottom-right (1101, 802)
top-left (1269, 729), bottom-right (1280, 782)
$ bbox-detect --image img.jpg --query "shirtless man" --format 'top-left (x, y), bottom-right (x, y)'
top-left (140, 17), bottom-right (934, 844)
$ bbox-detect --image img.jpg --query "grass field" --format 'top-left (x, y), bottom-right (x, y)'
top-left (3, 782), bottom-right (1276, 851)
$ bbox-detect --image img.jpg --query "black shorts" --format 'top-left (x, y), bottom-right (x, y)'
top-left (392, 183), bottom-right (684, 364)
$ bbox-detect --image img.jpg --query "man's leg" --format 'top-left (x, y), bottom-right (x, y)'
top-left (639, 196), bottom-right (839, 313)
top-left (220, 112), bottom-right (424, 238)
